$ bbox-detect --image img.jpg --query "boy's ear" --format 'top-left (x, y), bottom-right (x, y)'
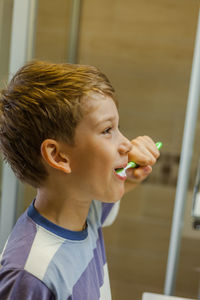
top-left (41, 139), bottom-right (71, 174)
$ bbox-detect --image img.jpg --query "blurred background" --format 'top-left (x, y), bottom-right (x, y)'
top-left (0, 0), bottom-right (200, 299)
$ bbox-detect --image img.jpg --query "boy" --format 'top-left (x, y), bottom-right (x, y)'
top-left (0, 61), bottom-right (160, 300)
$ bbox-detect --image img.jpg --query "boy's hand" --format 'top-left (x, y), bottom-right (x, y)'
top-left (124, 136), bottom-right (160, 193)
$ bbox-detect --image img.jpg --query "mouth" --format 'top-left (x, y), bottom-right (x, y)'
top-left (114, 164), bottom-right (127, 180)
top-left (114, 171), bottom-right (127, 180)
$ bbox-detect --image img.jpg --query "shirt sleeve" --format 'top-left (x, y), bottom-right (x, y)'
top-left (0, 268), bottom-right (55, 300)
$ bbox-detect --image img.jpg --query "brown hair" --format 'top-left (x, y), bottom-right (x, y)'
top-left (0, 60), bottom-right (115, 187)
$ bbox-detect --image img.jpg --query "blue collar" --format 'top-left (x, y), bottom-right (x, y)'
top-left (27, 200), bottom-right (88, 241)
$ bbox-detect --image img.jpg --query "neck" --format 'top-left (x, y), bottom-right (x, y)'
top-left (35, 186), bottom-right (92, 232)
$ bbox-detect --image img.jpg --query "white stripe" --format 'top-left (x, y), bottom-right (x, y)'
top-left (0, 238), bottom-right (9, 260)
top-left (24, 225), bottom-right (64, 280)
top-left (0, 238), bottom-right (9, 268)
top-left (99, 263), bottom-right (112, 300)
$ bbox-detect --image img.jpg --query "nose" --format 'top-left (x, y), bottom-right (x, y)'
top-left (118, 132), bottom-right (132, 155)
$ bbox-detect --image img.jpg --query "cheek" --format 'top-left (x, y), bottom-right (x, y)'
top-left (86, 156), bottom-right (113, 177)
top-left (95, 150), bottom-right (115, 175)
top-left (86, 142), bottom-right (115, 169)
top-left (71, 137), bottom-right (116, 181)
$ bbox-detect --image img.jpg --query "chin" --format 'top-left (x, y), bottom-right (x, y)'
top-left (95, 184), bottom-right (125, 203)
top-left (101, 192), bottom-right (124, 203)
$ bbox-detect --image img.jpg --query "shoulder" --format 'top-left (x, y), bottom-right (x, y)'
top-left (0, 209), bottom-right (64, 299)
top-left (0, 268), bottom-right (55, 300)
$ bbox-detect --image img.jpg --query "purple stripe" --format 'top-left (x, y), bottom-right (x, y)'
top-left (101, 202), bottom-right (115, 224)
top-left (67, 228), bottom-right (107, 300)
top-left (97, 227), bottom-right (106, 265)
top-left (1, 211), bottom-right (37, 269)
top-left (0, 269), bottom-right (55, 300)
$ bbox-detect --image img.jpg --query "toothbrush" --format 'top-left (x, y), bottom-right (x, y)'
top-left (116, 141), bottom-right (163, 177)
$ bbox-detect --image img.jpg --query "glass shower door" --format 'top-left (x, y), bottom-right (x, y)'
top-left (0, 0), bottom-right (38, 252)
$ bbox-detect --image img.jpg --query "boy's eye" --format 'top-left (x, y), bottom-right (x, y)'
top-left (102, 127), bottom-right (112, 134)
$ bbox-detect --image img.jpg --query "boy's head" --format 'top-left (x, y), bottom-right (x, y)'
top-left (0, 60), bottom-right (116, 187)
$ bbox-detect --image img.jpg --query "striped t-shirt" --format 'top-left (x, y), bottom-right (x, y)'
top-left (0, 199), bottom-right (120, 300)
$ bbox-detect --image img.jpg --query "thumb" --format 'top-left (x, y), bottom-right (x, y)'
top-left (126, 165), bottom-right (152, 182)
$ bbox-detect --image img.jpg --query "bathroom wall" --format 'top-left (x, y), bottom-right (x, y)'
top-left (77, 0), bottom-right (200, 299)
top-left (34, 0), bottom-right (72, 62)
top-left (15, 0), bottom-right (200, 298)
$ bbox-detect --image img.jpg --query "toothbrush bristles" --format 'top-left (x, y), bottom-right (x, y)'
top-left (117, 170), bottom-right (126, 177)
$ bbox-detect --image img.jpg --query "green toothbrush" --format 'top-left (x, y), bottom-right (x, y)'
top-left (116, 141), bottom-right (163, 177)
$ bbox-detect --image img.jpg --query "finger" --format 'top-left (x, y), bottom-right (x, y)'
top-left (132, 136), bottom-right (160, 158)
top-left (126, 165), bottom-right (152, 182)
top-left (129, 145), bottom-right (157, 166)
top-left (135, 152), bottom-right (157, 166)
top-left (129, 136), bottom-right (160, 166)
top-left (142, 136), bottom-right (160, 157)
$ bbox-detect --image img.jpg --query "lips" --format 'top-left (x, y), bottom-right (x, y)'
top-left (114, 163), bottom-right (127, 181)
top-left (114, 163), bottom-right (127, 171)
top-left (114, 169), bottom-right (127, 180)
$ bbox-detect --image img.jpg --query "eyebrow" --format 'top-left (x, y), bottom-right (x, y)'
top-left (94, 116), bottom-right (118, 127)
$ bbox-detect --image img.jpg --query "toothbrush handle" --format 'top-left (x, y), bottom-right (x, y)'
top-left (155, 141), bottom-right (163, 151)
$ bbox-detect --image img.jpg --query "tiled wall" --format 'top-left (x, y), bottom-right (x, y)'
top-left (24, 0), bottom-right (200, 298)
